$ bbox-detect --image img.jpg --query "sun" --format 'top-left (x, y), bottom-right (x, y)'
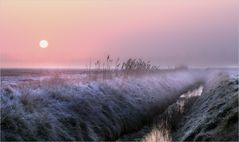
top-left (39, 40), bottom-right (48, 48)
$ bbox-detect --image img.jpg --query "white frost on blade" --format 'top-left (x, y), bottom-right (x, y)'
top-left (0, 69), bottom-right (207, 141)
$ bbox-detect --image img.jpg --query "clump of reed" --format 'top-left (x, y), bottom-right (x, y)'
top-left (86, 55), bottom-right (161, 80)
top-left (121, 58), bottom-right (160, 75)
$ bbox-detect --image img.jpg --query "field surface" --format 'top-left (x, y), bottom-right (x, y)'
top-left (0, 68), bottom-right (238, 141)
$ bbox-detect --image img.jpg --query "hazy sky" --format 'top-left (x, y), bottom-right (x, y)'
top-left (0, 0), bottom-right (238, 68)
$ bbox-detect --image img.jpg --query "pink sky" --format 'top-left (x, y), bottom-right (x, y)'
top-left (0, 0), bottom-right (238, 68)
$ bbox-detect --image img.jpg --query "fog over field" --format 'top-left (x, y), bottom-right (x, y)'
top-left (1, 68), bottom-right (238, 141)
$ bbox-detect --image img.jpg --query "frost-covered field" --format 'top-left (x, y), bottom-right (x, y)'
top-left (0, 69), bottom-right (237, 141)
top-left (119, 69), bottom-right (239, 141)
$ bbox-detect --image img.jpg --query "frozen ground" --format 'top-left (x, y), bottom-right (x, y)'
top-left (118, 69), bottom-right (239, 141)
top-left (0, 68), bottom-right (238, 141)
top-left (172, 69), bottom-right (238, 141)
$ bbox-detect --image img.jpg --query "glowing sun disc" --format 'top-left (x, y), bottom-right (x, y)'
top-left (39, 40), bottom-right (48, 48)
